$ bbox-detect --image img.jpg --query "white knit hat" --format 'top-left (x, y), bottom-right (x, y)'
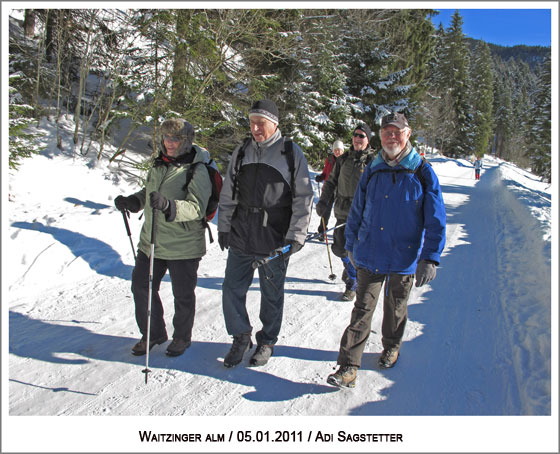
top-left (332, 140), bottom-right (344, 151)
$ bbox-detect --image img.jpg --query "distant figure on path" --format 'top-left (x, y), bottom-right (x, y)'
top-left (474, 157), bottom-right (483, 180)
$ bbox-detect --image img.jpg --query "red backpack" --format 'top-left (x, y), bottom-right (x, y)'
top-left (184, 158), bottom-right (223, 242)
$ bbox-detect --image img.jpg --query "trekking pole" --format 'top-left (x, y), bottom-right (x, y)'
top-left (322, 217), bottom-right (336, 281)
top-left (121, 209), bottom-right (136, 261)
top-left (142, 208), bottom-right (157, 384)
top-left (251, 223), bottom-right (348, 269)
top-left (252, 244), bottom-right (291, 269)
top-left (305, 222), bottom-right (346, 242)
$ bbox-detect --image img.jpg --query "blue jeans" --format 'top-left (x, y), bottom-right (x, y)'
top-left (222, 248), bottom-right (289, 345)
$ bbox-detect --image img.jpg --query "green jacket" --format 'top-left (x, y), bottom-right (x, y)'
top-left (133, 145), bottom-right (212, 260)
top-left (319, 145), bottom-right (376, 221)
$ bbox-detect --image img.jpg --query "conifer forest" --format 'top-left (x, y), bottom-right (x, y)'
top-left (8, 8), bottom-right (552, 182)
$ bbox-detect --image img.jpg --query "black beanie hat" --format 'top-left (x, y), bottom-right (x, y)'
top-left (353, 123), bottom-right (372, 143)
top-left (249, 99), bottom-right (279, 125)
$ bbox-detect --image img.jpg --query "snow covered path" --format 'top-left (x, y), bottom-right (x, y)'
top-left (4, 149), bottom-right (555, 452)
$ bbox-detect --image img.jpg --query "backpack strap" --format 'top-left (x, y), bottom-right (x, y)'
top-left (365, 157), bottom-right (429, 193)
top-left (231, 137), bottom-right (251, 201)
top-left (232, 136), bottom-right (297, 200)
top-left (183, 163), bottom-right (196, 190)
top-left (282, 138), bottom-right (296, 199)
top-left (182, 161), bottom-right (215, 243)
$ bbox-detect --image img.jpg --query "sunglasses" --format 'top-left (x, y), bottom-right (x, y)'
top-left (353, 133), bottom-right (367, 139)
top-left (163, 135), bottom-right (183, 143)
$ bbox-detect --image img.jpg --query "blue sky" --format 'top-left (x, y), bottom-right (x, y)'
top-left (431, 9), bottom-right (552, 47)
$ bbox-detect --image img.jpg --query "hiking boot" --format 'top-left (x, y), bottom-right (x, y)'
top-left (327, 365), bottom-right (358, 388)
top-left (378, 347), bottom-right (400, 369)
top-left (249, 344), bottom-right (274, 367)
top-left (165, 338), bottom-right (191, 357)
top-left (340, 289), bottom-right (356, 301)
top-left (224, 333), bottom-right (253, 368)
top-left (131, 334), bottom-right (168, 356)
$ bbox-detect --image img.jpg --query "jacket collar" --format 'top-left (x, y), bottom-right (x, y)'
top-left (154, 146), bottom-right (201, 167)
top-left (370, 147), bottom-right (422, 171)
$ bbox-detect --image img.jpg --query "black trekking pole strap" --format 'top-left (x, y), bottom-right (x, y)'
top-left (121, 209), bottom-right (137, 260)
top-left (305, 222), bottom-right (346, 242)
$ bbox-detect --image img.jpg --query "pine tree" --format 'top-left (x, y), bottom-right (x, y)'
top-left (526, 56), bottom-right (551, 182)
top-left (492, 68), bottom-right (515, 160)
top-left (442, 11), bottom-right (475, 157)
top-left (418, 23), bottom-right (456, 155)
top-left (470, 41), bottom-right (494, 157)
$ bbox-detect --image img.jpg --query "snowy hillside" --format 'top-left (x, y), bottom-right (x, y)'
top-left (3, 118), bottom-right (557, 453)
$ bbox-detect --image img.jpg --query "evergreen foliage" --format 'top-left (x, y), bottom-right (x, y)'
top-left (470, 41), bottom-right (494, 157)
top-left (526, 56), bottom-right (551, 182)
top-left (7, 8), bottom-right (550, 180)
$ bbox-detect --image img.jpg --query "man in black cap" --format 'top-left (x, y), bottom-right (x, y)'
top-left (326, 112), bottom-right (446, 388)
top-left (217, 99), bottom-right (313, 368)
top-left (316, 123), bottom-right (376, 301)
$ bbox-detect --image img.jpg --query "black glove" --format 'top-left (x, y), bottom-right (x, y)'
top-left (287, 240), bottom-right (303, 255)
top-left (415, 260), bottom-right (437, 287)
top-left (114, 195), bottom-right (141, 213)
top-left (315, 175), bottom-right (324, 183)
top-left (149, 191), bottom-right (170, 212)
top-left (218, 232), bottom-right (229, 251)
top-left (270, 240), bottom-right (303, 260)
top-left (316, 201), bottom-right (327, 218)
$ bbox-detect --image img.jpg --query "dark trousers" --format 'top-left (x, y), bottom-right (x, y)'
top-left (222, 248), bottom-right (289, 346)
top-left (317, 192), bottom-right (335, 232)
top-left (337, 270), bottom-right (414, 367)
top-left (131, 251), bottom-right (200, 342)
top-left (331, 219), bottom-right (356, 289)
top-left (331, 218), bottom-right (347, 258)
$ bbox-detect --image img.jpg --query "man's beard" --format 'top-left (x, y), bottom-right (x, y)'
top-left (383, 142), bottom-right (402, 159)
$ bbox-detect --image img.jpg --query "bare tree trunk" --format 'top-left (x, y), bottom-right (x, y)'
top-left (73, 10), bottom-right (98, 146)
top-left (23, 9), bottom-right (36, 38)
top-left (45, 9), bottom-right (56, 63)
top-left (33, 9), bottom-right (49, 122)
top-left (55, 11), bottom-right (66, 149)
top-left (170, 10), bottom-right (189, 112)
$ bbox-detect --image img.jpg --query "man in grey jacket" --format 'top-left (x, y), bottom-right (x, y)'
top-left (218, 100), bottom-right (313, 368)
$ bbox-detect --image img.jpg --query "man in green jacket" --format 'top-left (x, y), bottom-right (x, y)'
top-left (114, 118), bottom-right (212, 357)
top-left (316, 123), bottom-right (376, 301)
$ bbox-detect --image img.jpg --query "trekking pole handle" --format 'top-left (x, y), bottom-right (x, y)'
top-left (251, 244), bottom-right (291, 269)
top-left (150, 208), bottom-right (157, 244)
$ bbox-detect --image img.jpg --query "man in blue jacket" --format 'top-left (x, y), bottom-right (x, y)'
top-left (327, 112), bottom-right (446, 388)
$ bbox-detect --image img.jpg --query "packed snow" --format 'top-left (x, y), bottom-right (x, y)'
top-left (3, 118), bottom-right (557, 453)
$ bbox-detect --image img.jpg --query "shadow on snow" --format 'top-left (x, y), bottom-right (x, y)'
top-left (9, 311), bottom-right (337, 403)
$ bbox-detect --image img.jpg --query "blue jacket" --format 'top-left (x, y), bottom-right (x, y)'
top-left (345, 148), bottom-right (446, 275)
